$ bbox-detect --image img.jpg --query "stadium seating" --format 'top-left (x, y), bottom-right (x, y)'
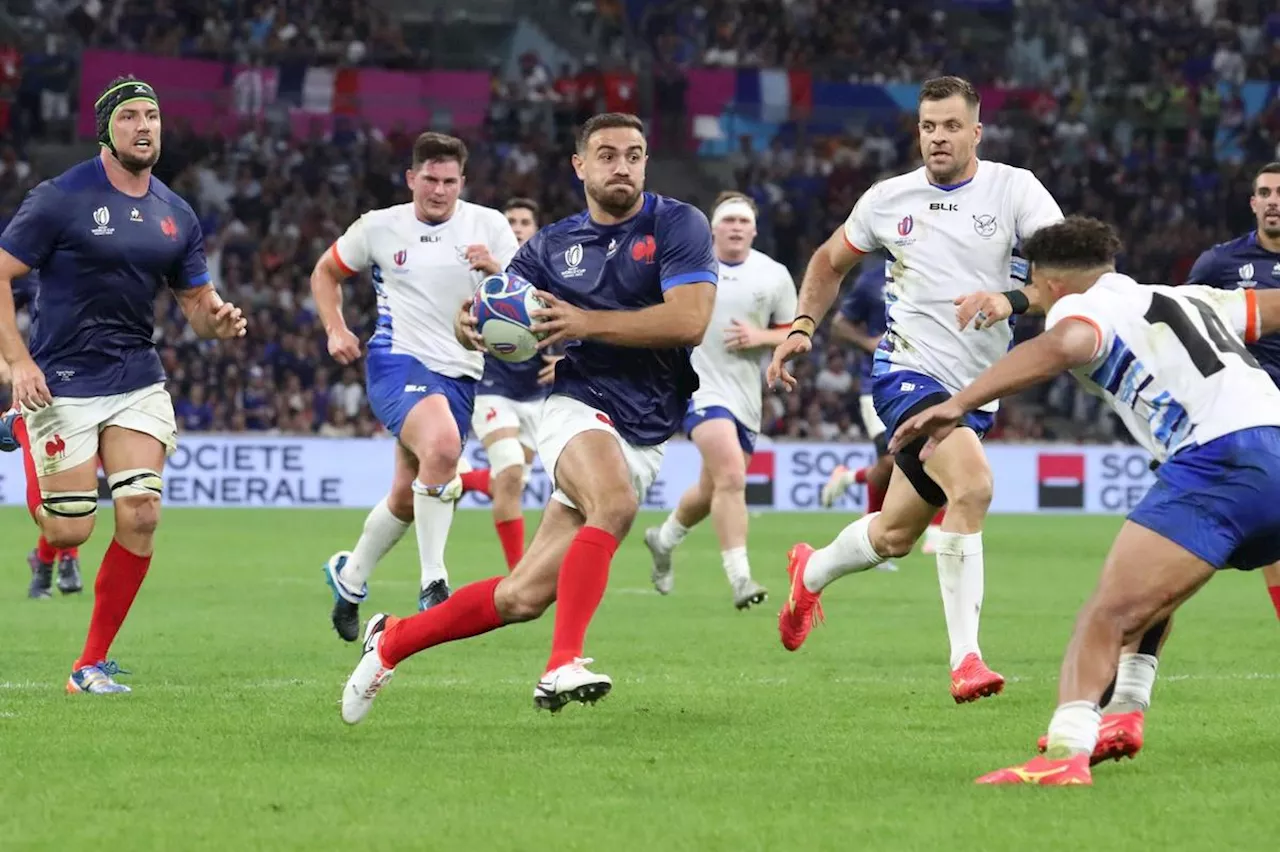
top-left (0, 1), bottom-right (1277, 443)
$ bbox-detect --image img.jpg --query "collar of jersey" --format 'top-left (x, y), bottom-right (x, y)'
top-left (927, 159), bottom-right (979, 193)
top-left (582, 192), bottom-right (653, 232)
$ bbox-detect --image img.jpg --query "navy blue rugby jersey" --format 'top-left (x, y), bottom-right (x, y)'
top-left (506, 193), bottom-right (717, 445)
top-left (1186, 231), bottom-right (1280, 385)
top-left (0, 157), bottom-right (209, 397)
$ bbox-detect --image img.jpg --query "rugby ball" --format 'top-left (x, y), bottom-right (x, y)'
top-left (472, 273), bottom-right (547, 363)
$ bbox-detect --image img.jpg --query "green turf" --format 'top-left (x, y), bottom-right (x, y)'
top-left (1, 507), bottom-right (1277, 851)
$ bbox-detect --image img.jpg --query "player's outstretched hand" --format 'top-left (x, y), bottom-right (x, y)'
top-left (10, 357), bottom-right (53, 410)
top-left (455, 298), bottom-right (485, 351)
top-left (537, 353), bottom-right (563, 385)
top-left (724, 318), bottom-right (764, 351)
top-left (955, 291), bottom-right (1013, 330)
top-left (766, 333), bottom-right (811, 392)
top-left (327, 325), bottom-right (362, 364)
top-left (532, 291), bottom-right (593, 349)
top-left (212, 301), bottom-right (248, 340)
top-left (465, 244), bottom-right (502, 276)
top-left (888, 400), bottom-right (965, 461)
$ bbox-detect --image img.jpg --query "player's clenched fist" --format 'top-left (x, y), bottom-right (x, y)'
top-left (954, 290), bottom-right (1014, 330)
top-left (10, 357), bottom-right (53, 410)
top-left (326, 326), bottom-right (362, 364)
top-left (767, 333), bottom-right (811, 392)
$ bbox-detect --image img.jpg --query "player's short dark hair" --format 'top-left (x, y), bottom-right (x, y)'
top-left (1252, 162), bottom-right (1280, 192)
top-left (918, 76), bottom-right (980, 112)
top-left (577, 113), bottom-right (645, 152)
top-left (411, 132), bottom-right (468, 171)
top-left (1020, 216), bottom-right (1123, 271)
top-left (503, 197), bottom-right (540, 219)
top-left (712, 191), bottom-right (757, 215)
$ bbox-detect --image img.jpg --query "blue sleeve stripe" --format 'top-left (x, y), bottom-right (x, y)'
top-left (661, 270), bottom-right (717, 291)
top-left (188, 271), bottom-right (212, 286)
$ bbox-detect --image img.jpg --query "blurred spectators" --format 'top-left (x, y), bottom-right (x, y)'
top-left (1, 0), bottom-right (1278, 446)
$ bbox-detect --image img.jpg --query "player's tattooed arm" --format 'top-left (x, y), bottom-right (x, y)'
top-left (888, 318), bottom-right (1099, 457)
top-left (533, 282), bottom-right (714, 348)
top-left (176, 284), bottom-right (247, 340)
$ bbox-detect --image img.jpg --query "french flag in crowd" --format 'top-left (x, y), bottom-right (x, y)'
top-left (735, 69), bottom-right (812, 122)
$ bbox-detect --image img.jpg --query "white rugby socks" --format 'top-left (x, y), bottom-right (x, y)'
top-left (655, 513), bottom-right (689, 553)
top-left (340, 497), bottom-right (411, 590)
top-left (935, 531), bottom-right (985, 670)
top-left (412, 479), bottom-right (455, 588)
top-left (1105, 653), bottom-right (1158, 714)
top-left (802, 513), bottom-right (885, 592)
top-left (721, 546), bottom-right (751, 585)
top-left (1045, 701), bottom-right (1102, 757)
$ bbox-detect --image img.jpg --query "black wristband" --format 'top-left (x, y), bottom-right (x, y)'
top-left (1004, 289), bottom-right (1031, 315)
top-left (787, 328), bottom-right (812, 339)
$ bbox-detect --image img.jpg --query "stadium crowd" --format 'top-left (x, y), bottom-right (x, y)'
top-left (1, 0), bottom-right (1277, 444)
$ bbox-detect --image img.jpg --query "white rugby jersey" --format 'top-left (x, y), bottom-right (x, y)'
top-left (331, 200), bottom-right (518, 379)
top-left (843, 161), bottom-right (1062, 411)
top-left (691, 249), bottom-right (797, 431)
top-left (1045, 274), bottom-right (1280, 462)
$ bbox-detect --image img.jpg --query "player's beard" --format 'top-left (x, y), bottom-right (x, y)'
top-left (588, 180), bottom-right (643, 218)
top-left (115, 145), bottom-right (159, 174)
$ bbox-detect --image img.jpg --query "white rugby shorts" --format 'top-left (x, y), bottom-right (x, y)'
top-left (22, 382), bottom-right (177, 476)
top-left (536, 394), bottom-right (664, 510)
top-left (860, 392), bottom-right (887, 441)
top-left (471, 394), bottom-right (545, 450)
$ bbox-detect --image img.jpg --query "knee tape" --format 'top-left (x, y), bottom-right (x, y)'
top-left (108, 468), bottom-right (164, 499)
top-left (41, 491), bottom-right (99, 518)
top-left (486, 436), bottom-right (526, 476)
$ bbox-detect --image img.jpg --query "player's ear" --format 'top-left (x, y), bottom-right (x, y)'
top-left (404, 168), bottom-right (416, 190)
top-left (571, 153), bottom-right (586, 180)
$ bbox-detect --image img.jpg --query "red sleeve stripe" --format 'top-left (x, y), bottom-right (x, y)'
top-left (330, 244), bottom-right (356, 277)
top-left (1245, 289), bottom-right (1260, 344)
top-left (841, 230), bottom-right (869, 256)
top-left (1061, 315), bottom-right (1104, 359)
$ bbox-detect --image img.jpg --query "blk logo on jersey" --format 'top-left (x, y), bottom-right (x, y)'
top-left (393, 250), bottom-right (407, 267)
top-left (1037, 453), bottom-right (1085, 509)
top-left (972, 214), bottom-right (997, 238)
top-left (631, 235), bottom-right (657, 264)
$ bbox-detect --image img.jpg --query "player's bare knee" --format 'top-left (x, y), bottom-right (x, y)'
top-left (869, 514), bottom-right (919, 558)
top-left (583, 488), bottom-right (639, 539)
top-left (118, 493), bottom-right (162, 537)
top-left (43, 517), bottom-right (94, 550)
top-left (943, 472), bottom-right (993, 518)
top-left (709, 465), bottom-right (746, 495)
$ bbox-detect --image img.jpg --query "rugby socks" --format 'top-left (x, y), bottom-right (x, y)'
top-left (494, 517), bottom-right (525, 571)
top-left (74, 539), bottom-right (150, 670)
top-left (36, 535), bottom-right (57, 565)
top-left (1104, 653), bottom-right (1158, 714)
top-left (931, 507), bottom-right (946, 527)
top-left (460, 468), bottom-right (492, 497)
top-left (11, 415), bottom-right (42, 521)
top-left (341, 497), bottom-right (411, 589)
top-left (803, 513), bottom-right (884, 591)
top-left (655, 513), bottom-right (689, 553)
top-left (722, 546), bottom-right (751, 585)
top-left (379, 576), bottom-right (504, 667)
top-left (1269, 585), bottom-right (1280, 621)
top-left (851, 467), bottom-right (886, 513)
top-left (935, 531), bottom-right (985, 670)
top-left (412, 480), bottom-right (455, 588)
top-left (1044, 701), bottom-right (1102, 757)
top-left (546, 526), bottom-right (618, 671)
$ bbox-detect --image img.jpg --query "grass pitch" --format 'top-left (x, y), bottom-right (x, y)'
top-left (1, 508), bottom-right (1277, 851)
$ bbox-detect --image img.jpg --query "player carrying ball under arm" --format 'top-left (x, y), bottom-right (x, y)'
top-left (767, 76), bottom-right (1063, 702)
top-left (313, 132), bottom-right (518, 641)
top-left (644, 191), bottom-right (796, 609)
top-left (339, 113), bottom-right (716, 723)
top-left (0, 76), bottom-right (247, 694)
top-left (890, 217), bottom-right (1280, 786)
top-left (460, 197), bottom-right (563, 571)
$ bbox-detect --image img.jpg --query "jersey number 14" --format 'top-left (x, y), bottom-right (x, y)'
top-left (1144, 292), bottom-right (1260, 378)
